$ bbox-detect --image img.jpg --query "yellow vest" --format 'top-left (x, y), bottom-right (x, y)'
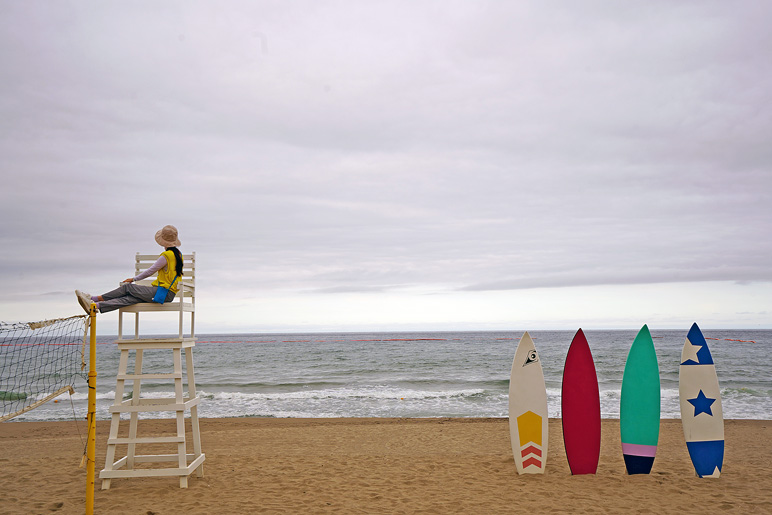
top-left (152, 250), bottom-right (180, 293)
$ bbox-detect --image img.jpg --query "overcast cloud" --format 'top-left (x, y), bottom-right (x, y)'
top-left (1, 1), bottom-right (770, 331)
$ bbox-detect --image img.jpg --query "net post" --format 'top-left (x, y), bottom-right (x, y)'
top-left (86, 304), bottom-right (97, 515)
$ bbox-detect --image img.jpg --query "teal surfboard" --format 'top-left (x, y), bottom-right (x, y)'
top-left (620, 324), bottom-right (660, 474)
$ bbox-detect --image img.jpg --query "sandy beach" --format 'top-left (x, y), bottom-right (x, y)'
top-left (1, 417), bottom-right (770, 514)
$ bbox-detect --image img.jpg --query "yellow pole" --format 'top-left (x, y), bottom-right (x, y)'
top-left (86, 304), bottom-right (97, 515)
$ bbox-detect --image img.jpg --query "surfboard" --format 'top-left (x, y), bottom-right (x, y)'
top-left (679, 322), bottom-right (724, 478)
top-left (508, 331), bottom-right (548, 474)
top-left (620, 324), bottom-right (660, 474)
top-left (561, 328), bottom-right (601, 475)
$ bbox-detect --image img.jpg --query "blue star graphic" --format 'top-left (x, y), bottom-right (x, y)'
top-left (687, 390), bottom-right (716, 417)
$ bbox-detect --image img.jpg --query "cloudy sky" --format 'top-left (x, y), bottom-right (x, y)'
top-left (1, 1), bottom-right (770, 333)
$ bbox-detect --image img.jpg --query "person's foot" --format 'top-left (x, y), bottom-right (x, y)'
top-left (75, 290), bottom-right (93, 314)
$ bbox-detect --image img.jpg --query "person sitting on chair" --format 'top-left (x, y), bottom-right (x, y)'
top-left (76, 225), bottom-right (184, 314)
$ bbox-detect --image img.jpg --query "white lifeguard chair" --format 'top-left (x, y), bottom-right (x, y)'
top-left (100, 252), bottom-right (205, 489)
top-left (118, 252), bottom-right (196, 340)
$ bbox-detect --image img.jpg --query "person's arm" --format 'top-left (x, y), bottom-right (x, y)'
top-left (123, 255), bottom-right (168, 283)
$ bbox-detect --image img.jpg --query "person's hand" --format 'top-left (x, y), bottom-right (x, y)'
top-left (123, 278), bottom-right (134, 283)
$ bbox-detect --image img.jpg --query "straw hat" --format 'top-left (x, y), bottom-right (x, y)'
top-left (155, 225), bottom-right (181, 247)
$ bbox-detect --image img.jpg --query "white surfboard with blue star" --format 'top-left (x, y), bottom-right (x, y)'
top-left (679, 322), bottom-right (724, 478)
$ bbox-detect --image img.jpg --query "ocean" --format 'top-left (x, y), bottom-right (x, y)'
top-left (12, 328), bottom-right (772, 422)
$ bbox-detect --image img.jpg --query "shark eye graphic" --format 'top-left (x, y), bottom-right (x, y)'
top-left (523, 350), bottom-right (539, 366)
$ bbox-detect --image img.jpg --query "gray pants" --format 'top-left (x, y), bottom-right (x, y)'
top-left (98, 283), bottom-right (175, 313)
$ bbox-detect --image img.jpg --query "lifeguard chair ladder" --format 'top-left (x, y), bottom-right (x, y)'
top-left (100, 252), bottom-right (205, 489)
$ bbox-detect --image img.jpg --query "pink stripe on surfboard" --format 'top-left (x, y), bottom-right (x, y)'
top-left (622, 443), bottom-right (657, 457)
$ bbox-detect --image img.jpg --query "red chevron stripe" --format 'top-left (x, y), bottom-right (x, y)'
top-left (522, 457), bottom-right (542, 469)
top-left (521, 445), bottom-right (543, 458)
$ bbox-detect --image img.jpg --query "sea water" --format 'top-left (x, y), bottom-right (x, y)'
top-left (12, 329), bottom-right (772, 422)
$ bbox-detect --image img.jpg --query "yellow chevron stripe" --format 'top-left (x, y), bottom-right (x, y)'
top-left (517, 410), bottom-right (543, 446)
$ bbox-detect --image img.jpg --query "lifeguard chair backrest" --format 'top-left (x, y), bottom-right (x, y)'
top-left (133, 252), bottom-right (196, 295)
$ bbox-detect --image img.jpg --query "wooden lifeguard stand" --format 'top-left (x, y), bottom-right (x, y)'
top-left (100, 252), bottom-right (205, 489)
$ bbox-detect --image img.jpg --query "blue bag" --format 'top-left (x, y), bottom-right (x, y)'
top-left (152, 274), bottom-right (179, 304)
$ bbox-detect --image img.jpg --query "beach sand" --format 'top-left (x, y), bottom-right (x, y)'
top-left (1, 418), bottom-right (770, 514)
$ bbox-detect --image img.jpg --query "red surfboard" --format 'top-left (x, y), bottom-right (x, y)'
top-left (561, 329), bottom-right (601, 475)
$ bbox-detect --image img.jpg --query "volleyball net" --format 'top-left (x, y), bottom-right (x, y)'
top-left (0, 315), bottom-right (89, 422)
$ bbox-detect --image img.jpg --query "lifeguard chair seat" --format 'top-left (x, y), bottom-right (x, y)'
top-left (117, 252), bottom-right (196, 340)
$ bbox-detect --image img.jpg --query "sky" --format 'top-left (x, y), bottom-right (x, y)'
top-left (1, 1), bottom-right (770, 334)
